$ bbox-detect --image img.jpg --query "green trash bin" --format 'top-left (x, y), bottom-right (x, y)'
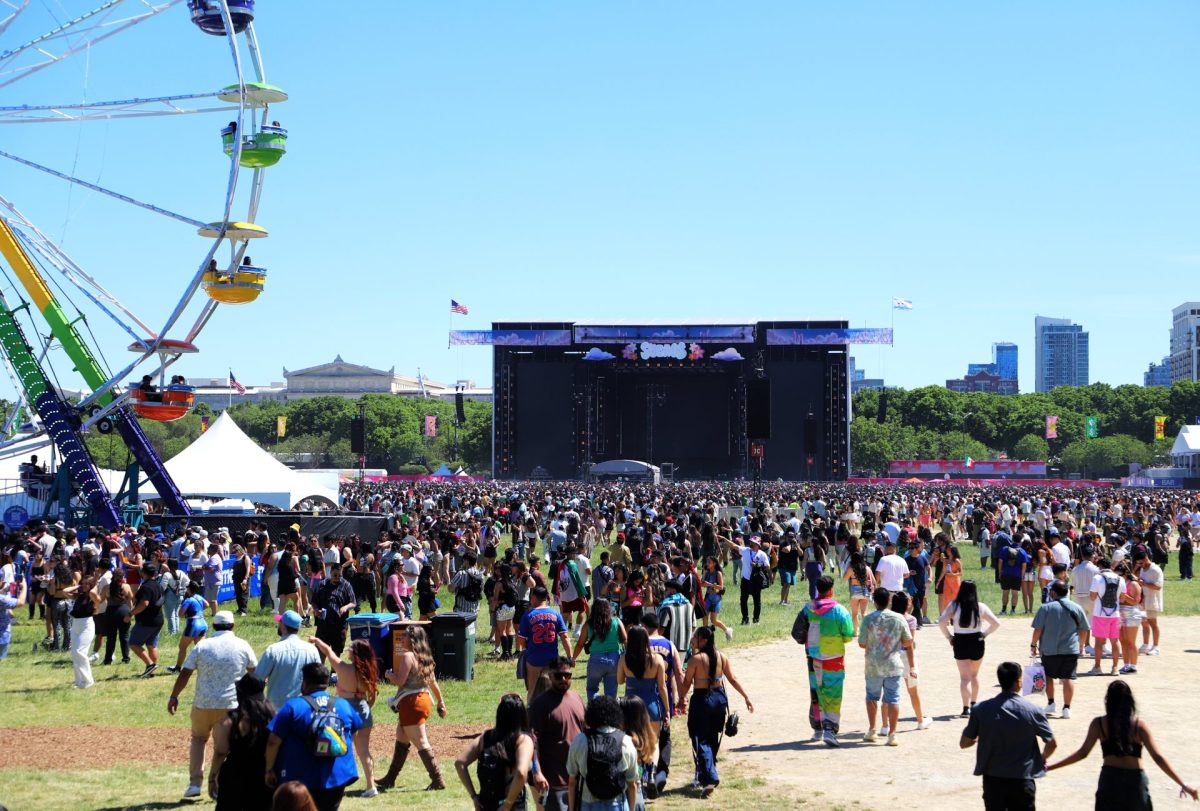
top-left (429, 611), bottom-right (476, 682)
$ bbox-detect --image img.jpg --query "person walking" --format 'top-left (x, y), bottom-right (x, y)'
top-left (859, 586), bottom-right (915, 747)
top-left (1031, 581), bottom-right (1088, 719)
top-left (1133, 551), bottom-right (1163, 657)
top-left (565, 695), bottom-right (640, 811)
top-left (310, 637), bottom-right (381, 798)
top-left (256, 611), bottom-right (321, 711)
top-left (168, 580), bottom-right (208, 674)
top-left (843, 552), bottom-right (876, 636)
top-left (68, 573), bottom-right (102, 689)
top-left (376, 625), bottom-right (447, 791)
top-left (1047, 679), bottom-right (1198, 808)
top-left (1115, 562), bottom-right (1143, 675)
top-left (960, 661), bottom-right (1058, 811)
top-left (311, 563), bottom-right (356, 658)
top-left (101, 571), bottom-right (133, 666)
top-left (130, 561), bottom-right (166, 678)
top-left (938, 580), bottom-right (1001, 717)
top-left (167, 610), bottom-right (259, 799)
top-left (528, 656), bottom-right (585, 811)
top-left (700, 555), bottom-right (733, 641)
top-left (617, 626), bottom-right (669, 731)
top-left (208, 673), bottom-right (275, 810)
top-left (517, 586), bottom-right (574, 699)
top-left (793, 575), bottom-right (854, 746)
top-left (890, 591), bottom-right (933, 733)
top-left (724, 534), bottom-right (769, 625)
top-left (572, 598), bottom-right (626, 700)
top-left (678, 626), bottom-right (753, 798)
top-left (265, 662), bottom-right (363, 811)
top-left (1088, 560), bottom-right (1124, 677)
top-left (455, 693), bottom-right (535, 811)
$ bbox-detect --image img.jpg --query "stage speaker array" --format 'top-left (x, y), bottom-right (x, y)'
top-left (746, 378), bottom-right (771, 440)
top-left (455, 392), bottom-right (466, 425)
top-left (350, 416), bottom-right (365, 453)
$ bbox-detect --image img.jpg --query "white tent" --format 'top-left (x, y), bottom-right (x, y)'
top-left (1170, 425), bottom-right (1200, 475)
top-left (589, 458), bottom-right (661, 484)
top-left (161, 412), bottom-right (340, 510)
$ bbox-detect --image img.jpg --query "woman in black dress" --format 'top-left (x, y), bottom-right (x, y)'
top-left (210, 674), bottom-right (276, 810)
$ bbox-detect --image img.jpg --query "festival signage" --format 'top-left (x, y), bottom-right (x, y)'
top-left (888, 459), bottom-right (1047, 476)
top-left (766, 327), bottom-right (893, 346)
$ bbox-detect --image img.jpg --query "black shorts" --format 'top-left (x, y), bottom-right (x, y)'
top-left (1000, 574), bottom-right (1022, 591)
top-left (952, 632), bottom-right (985, 661)
top-left (1041, 654), bottom-right (1077, 680)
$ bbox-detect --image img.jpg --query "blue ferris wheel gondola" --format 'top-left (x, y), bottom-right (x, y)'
top-left (189, 0), bottom-right (255, 36)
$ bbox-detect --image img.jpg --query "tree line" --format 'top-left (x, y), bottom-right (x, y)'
top-left (849, 382), bottom-right (1200, 477)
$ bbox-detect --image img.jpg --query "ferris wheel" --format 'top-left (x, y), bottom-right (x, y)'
top-left (0, 0), bottom-right (288, 524)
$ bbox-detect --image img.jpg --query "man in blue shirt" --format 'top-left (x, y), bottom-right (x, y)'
top-left (517, 586), bottom-right (573, 700)
top-left (265, 662), bottom-right (362, 811)
top-left (998, 536), bottom-right (1031, 616)
top-left (904, 539), bottom-right (931, 625)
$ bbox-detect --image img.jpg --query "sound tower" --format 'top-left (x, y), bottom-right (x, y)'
top-left (746, 378), bottom-right (771, 440)
top-left (350, 416), bottom-right (365, 454)
top-left (877, 389), bottom-right (888, 424)
top-left (455, 392), bottom-right (466, 425)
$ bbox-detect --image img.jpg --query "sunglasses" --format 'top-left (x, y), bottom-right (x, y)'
top-left (551, 672), bottom-right (574, 680)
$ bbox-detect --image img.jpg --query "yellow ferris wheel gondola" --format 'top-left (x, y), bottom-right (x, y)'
top-left (202, 256), bottom-right (267, 305)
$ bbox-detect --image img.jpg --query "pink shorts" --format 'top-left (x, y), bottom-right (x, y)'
top-left (1091, 615), bottom-right (1120, 640)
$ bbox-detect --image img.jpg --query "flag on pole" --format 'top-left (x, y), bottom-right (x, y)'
top-left (1154, 416), bottom-right (1166, 440)
top-left (1045, 415), bottom-right (1058, 440)
top-left (1085, 415), bottom-right (1099, 438)
top-left (228, 371), bottom-right (246, 395)
top-left (450, 299), bottom-right (469, 315)
top-left (277, 415), bottom-right (287, 439)
top-left (892, 297), bottom-right (914, 310)
top-left (200, 415), bottom-right (209, 433)
top-left (963, 456), bottom-right (975, 469)
top-left (423, 415), bottom-right (438, 438)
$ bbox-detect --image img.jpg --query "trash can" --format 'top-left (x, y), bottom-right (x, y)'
top-left (348, 612), bottom-right (399, 673)
top-left (429, 611), bottom-right (476, 682)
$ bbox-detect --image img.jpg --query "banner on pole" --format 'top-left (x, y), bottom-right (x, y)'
top-left (1045, 415), bottom-right (1058, 440)
top-left (1085, 415), bottom-right (1099, 439)
top-left (277, 415), bottom-right (287, 439)
top-left (1154, 416), bottom-right (1166, 440)
top-left (424, 415), bottom-right (438, 438)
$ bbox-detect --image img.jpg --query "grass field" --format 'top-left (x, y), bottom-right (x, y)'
top-left (1, 540), bottom-right (1196, 810)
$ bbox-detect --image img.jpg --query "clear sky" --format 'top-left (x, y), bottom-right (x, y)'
top-left (2, 1), bottom-right (1198, 401)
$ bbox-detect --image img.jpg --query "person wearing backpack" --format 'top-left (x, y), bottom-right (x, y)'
top-left (566, 695), bottom-right (639, 811)
top-left (454, 693), bottom-right (534, 810)
top-left (1087, 559), bottom-right (1124, 677)
top-left (449, 551), bottom-right (485, 616)
top-left (264, 662), bottom-right (363, 811)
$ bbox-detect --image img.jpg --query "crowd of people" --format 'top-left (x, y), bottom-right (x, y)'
top-left (2, 480), bottom-right (1199, 809)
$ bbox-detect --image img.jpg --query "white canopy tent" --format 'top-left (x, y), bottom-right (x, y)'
top-left (160, 412), bottom-right (340, 510)
top-left (589, 459), bottom-right (661, 484)
top-left (1170, 425), bottom-right (1200, 476)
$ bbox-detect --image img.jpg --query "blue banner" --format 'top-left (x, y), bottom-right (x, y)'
top-left (573, 324), bottom-right (756, 344)
top-left (179, 554), bottom-right (262, 604)
top-left (449, 329), bottom-right (572, 346)
top-left (766, 327), bottom-right (893, 346)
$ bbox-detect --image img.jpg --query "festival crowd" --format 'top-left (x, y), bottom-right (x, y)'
top-left (1, 480), bottom-right (1198, 810)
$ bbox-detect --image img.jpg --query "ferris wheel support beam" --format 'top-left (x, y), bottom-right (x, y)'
top-left (0, 0), bottom-right (184, 91)
top-left (0, 1), bottom-right (29, 39)
top-left (0, 148), bottom-right (210, 230)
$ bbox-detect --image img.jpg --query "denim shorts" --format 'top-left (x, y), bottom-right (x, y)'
top-left (704, 592), bottom-right (722, 614)
top-left (865, 674), bottom-right (901, 704)
top-left (779, 570), bottom-right (797, 586)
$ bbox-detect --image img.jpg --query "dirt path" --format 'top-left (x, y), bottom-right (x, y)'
top-left (721, 614), bottom-right (1200, 810)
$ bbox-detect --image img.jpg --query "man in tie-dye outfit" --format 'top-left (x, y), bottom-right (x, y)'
top-left (793, 575), bottom-right (854, 747)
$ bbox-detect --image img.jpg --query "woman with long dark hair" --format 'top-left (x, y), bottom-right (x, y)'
top-left (842, 552), bottom-right (876, 636)
top-left (454, 693), bottom-right (534, 810)
top-left (1116, 562), bottom-right (1144, 675)
top-left (377, 625), bottom-right (448, 791)
top-left (311, 636), bottom-right (381, 797)
top-left (701, 555), bottom-right (733, 641)
top-left (491, 562), bottom-right (518, 661)
top-left (572, 597), bottom-right (627, 700)
top-left (678, 626), bottom-right (754, 798)
top-left (416, 564), bottom-right (439, 620)
top-left (47, 559), bottom-right (78, 651)
top-left (1048, 680), bottom-right (1198, 808)
top-left (210, 674), bottom-right (276, 809)
top-left (101, 570), bottom-right (133, 665)
top-left (622, 569), bottom-right (648, 627)
top-left (937, 579), bottom-right (1000, 717)
top-left (618, 625), bottom-right (669, 726)
top-left (620, 695), bottom-right (659, 811)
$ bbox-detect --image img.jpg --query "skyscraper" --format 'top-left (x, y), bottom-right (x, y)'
top-left (1145, 357), bottom-right (1171, 388)
top-left (1169, 302), bottom-right (1200, 383)
top-left (992, 342), bottom-right (1018, 388)
top-left (1034, 316), bottom-right (1089, 393)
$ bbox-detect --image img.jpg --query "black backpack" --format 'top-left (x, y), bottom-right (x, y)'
top-left (1099, 572), bottom-right (1120, 616)
top-left (583, 729), bottom-right (626, 801)
top-left (476, 733), bottom-right (512, 807)
top-left (460, 571), bottom-right (483, 603)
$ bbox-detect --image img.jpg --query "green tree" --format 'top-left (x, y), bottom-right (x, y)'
top-left (1010, 434), bottom-right (1049, 461)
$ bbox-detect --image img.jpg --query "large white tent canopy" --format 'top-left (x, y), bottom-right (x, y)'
top-left (157, 412), bottom-right (339, 510)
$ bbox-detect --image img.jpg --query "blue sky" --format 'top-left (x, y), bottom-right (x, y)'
top-left (1, 1), bottom-right (1197, 399)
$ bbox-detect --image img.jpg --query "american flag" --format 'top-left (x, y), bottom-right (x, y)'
top-left (450, 299), bottom-right (469, 315)
top-left (228, 371), bottom-right (246, 395)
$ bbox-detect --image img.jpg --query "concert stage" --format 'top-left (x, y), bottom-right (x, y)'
top-left (457, 320), bottom-right (868, 481)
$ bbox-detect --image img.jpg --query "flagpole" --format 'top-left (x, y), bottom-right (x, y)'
top-left (228, 368), bottom-right (232, 410)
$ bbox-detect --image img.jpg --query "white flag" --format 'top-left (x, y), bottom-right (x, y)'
top-left (892, 297), bottom-right (914, 310)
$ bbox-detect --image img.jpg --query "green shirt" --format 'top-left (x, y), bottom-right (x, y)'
top-left (1032, 598), bottom-right (1087, 656)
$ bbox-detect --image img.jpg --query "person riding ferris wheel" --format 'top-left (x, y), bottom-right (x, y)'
top-left (0, 0), bottom-right (287, 526)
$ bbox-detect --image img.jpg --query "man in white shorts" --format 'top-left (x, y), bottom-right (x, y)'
top-left (1134, 551), bottom-right (1163, 656)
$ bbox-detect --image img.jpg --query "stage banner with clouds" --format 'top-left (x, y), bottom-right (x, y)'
top-left (766, 328), bottom-right (893, 345)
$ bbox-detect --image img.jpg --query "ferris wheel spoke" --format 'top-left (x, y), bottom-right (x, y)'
top-left (0, 0), bottom-right (29, 39)
top-left (0, 148), bottom-right (210, 230)
top-left (0, 0), bottom-right (184, 91)
top-left (0, 90), bottom-right (237, 123)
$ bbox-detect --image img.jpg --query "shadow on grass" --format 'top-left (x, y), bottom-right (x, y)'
top-left (95, 804), bottom-right (185, 811)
